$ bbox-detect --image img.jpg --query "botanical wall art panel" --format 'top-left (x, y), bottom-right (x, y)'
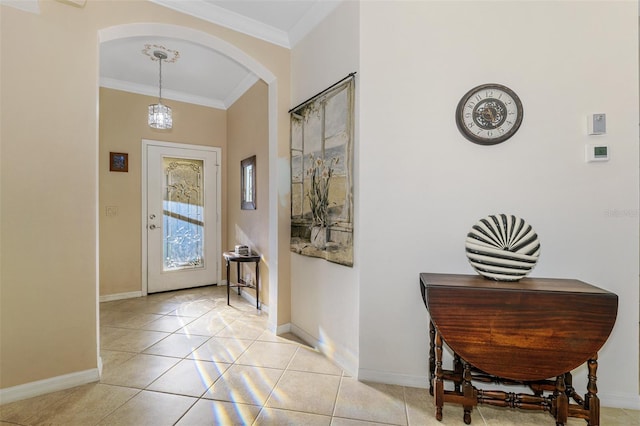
top-left (290, 75), bottom-right (355, 266)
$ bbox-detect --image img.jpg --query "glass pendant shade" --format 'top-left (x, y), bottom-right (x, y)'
top-left (148, 103), bottom-right (172, 129)
top-left (148, 50), bottom-right (173, 130)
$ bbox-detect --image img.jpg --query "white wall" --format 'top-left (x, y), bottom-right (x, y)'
top-left (358, 1), bottom-right (639, 409)
top-left (290, 0), bottom-right (360, 374)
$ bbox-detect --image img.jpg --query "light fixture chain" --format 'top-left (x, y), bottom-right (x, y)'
top-left (158, 56), bottom-right (163, 103)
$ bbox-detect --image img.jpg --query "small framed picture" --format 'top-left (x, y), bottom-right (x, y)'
top-left (110, 152), bottom-right (128, 172)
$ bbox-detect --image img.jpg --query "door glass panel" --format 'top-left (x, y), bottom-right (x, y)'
top-left (163, 157), bottom-right (205, 271)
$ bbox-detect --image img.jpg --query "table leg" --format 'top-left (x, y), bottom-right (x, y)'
top-left (429, 321), bottom-right (435, 396)
top-left (454, 353), bottom-right (462, 393)
top-left (434, 330), bottom-right (444, 421)
top-left (564, 371), bottom-right (574, 398)
top-left (236, 262), bottom-right (241, 295)
top-left (555, 374), bottom-right (568, 426)
top-left (462, 361), bottom-right (473, 425)
top-left (226, 259), bottom-right (231, 305)
top-left (586, 354), bottom-right (600, 426)
top-left (255, 260), bottom-right (260, 310)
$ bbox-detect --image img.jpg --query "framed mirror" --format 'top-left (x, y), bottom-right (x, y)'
top-left (241, 155), bottom-right (256, 210)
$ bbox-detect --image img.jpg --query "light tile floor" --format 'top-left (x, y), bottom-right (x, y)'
top-left (1, 285), bottom-right (639, 425)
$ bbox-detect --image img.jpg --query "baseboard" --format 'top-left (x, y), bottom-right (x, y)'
top-left (289, 323), bottom-right (316, 345)
top-left (0, 368), bottom-right (100, 404)
top-left (99, 291), bottom-right (142, 303)
top-left (355, 368), bottom-right (640, 410)
top-left (599, 391), bottom-right (640, 410)
top-left (289, 323), bottom-right (358, 377)
top-left (231, 286), bottom-right (268, 313)
top-left (100, 286), bottom-right (263, 307)
top-left (357, 368), bottom-right (427, 389)
top-left (273, 322), bottom-right (291, 335)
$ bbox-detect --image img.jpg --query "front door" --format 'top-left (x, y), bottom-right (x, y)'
top-left (144, 140), bottom-right (220, 293)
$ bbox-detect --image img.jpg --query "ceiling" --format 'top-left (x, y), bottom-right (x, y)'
top-left (99, 0), bottom-right (342, 110)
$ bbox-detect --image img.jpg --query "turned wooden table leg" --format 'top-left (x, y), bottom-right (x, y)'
top-left (454, 353), bottom-right (462, 393)
top-left (462, 361), bottom-right (473, 425)
top-left (585, 354), bottom-right (600, 426)
top-left (434, 329), bottom-right (444, 421)
top-left (564, 371), bottom-right (574, 396)
top-left (555, 374), bottom-right (568, 426)
top-left (429, 321), bottom-right (435, 396)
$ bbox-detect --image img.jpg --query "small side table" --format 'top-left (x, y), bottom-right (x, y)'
top-left (420, 273), bottom-right (618, 425)
top-left (223, 251), bottom-right (261, 310)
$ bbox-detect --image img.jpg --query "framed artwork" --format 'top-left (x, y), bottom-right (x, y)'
top-left (241, 155), bottom-right (256, 210)
top-left (109, 152), bottom-right (128, 172)
top-left (289, 74), bottom-right (355, 267)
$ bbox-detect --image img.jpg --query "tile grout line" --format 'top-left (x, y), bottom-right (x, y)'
top-left (100, 293), bottom-right (224, 424)
top-left (402, 385), bottom-right (410, 426)
top-left (330, 371), bottom-right (346, 420)
top-left (99, 289), bottom-right (334, 424)
top-left (249, 342), bottom-right (302, 424)
top-left (91, 387), bottom-right (143, 426)
top-left (144, 301), bottom-right (256, 423)
top-left (188, 300), bottom-right (277, 425)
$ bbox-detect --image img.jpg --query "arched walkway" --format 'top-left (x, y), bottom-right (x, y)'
top-left (97, 22), bottom-right (280, 335)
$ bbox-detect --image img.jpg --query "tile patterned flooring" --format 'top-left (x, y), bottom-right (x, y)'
top-left (1, 285), bottom-right (639, 425)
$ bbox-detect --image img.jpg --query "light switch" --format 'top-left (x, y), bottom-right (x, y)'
top-left (106, 206), bottom-right (119, 217)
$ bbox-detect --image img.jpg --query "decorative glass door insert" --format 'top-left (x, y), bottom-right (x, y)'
top-left (145, 142), bottom-right (219, 294)
top-left (163, 157), bottom-right (205, 271)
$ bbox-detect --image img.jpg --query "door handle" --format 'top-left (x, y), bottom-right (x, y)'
top-left (149, 224), bottom-right (160, 230)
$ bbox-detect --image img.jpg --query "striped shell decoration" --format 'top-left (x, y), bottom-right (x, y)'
top-left (465, 214), bottom-right (540, 281)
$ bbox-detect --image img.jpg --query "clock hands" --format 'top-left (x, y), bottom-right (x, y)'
top-left (480, 106), bottom-right (496, 123)
top-left (456, 84), bottom-right (523, 145)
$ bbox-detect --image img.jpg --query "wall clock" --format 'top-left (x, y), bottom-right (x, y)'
top-left (455, 83), bottom-right (523, 145)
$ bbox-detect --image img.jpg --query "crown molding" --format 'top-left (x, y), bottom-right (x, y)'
top-left (224, 73), bottom-right (260, 108)
top-left (100, 77), bottom-right (226, 110)
top-left (149, 0), bottom-right (291, 48)
top-left (289, 0), bottom-right (342, 47)
top-left (0, 0), bottom-right (39, 13)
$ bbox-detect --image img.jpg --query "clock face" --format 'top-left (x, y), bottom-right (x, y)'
top-left (455, 84), bottom-right (523, 145)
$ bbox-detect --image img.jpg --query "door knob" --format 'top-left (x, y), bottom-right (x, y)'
top-left (149, 224), bottom-right (160, 230)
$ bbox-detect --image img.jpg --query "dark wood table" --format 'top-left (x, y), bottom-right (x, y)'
top-left (420, 273), bottom-right (618, 426)
top-left (224, 251), bottom-right (261, 309)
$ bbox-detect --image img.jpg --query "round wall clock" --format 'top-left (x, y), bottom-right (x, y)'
top-left (455, 83), bottom-right (523, 145)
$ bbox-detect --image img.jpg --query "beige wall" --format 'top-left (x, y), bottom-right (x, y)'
top-left (226, 81), bottom-right (269, 305)
top-left (99, 88), bottom-right (227, 297)
top-left (1, 0), bottom-right (290, 391)
top-left (1, 2), bottom-right (100, 388)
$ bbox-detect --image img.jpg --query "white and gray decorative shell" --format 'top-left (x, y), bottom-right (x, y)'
top-left (465, 214), bottom-right (540, 281)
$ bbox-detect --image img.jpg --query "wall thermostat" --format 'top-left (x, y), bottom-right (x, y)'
top-left (585, 144), bottom-right (609, 162)
top-left (587, 114), bottom-right (606, 135)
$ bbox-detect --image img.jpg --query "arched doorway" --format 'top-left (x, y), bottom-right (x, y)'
top-left (97, 23), bottom-right (280, 358)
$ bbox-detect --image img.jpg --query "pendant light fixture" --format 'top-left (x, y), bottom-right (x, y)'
top-left (148, 50), bottom-right (172, 129)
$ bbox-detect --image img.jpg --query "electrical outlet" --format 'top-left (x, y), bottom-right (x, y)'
top-left (106, 206), bottom-right (119, 217)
